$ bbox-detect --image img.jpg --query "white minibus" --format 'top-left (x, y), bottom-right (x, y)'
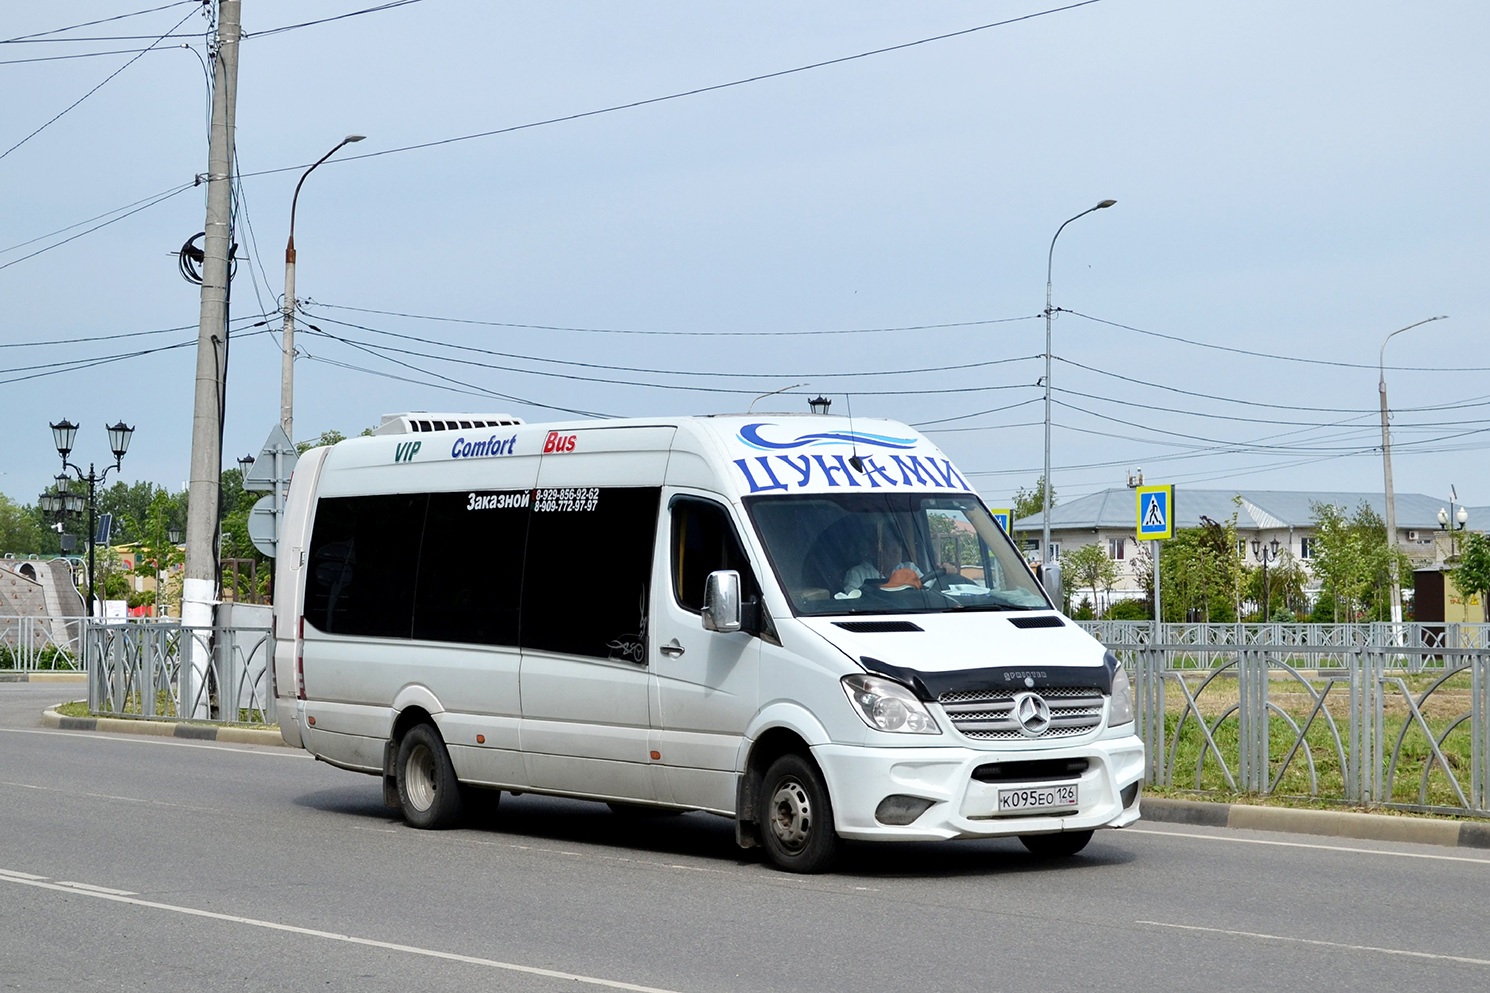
top-left (272, 412), bottom-right (1144, 872)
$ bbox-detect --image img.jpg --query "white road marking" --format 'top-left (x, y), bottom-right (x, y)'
top-left (0, 868), bottom-right (48, 881)
top-left (0, 872), bottom-right (687, 993)
top-left (57, 881), bottom-right (137, 896)
top-left (0, 725), bottom-right (310, 757)
top-left (0, 779), bottom-right (223, 814)
top-left (1128, 826), bottom-right (1490, 865)
top-left (1137, 920), bottom-right (1490, 967)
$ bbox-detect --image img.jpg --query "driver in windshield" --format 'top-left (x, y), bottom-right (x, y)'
top-left (842, 534), bottom-right (918, 593)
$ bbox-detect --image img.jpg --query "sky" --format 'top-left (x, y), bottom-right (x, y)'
top-left (3, 0), bottom-right (1488, 518)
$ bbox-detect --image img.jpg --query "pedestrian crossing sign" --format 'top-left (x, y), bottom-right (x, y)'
top-left (1136, 484), bottom-right (1175, 540)
top-left (989, 508), bottom-right (1012, 534)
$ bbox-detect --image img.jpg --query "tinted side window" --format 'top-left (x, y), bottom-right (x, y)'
top-left (671, 498), bottom-right (757, 612)
top-left (305, 494), bottom-right (426, 637)
top-left (521, 487), bottom-right (660, 662)
top-left (412, 490), bottom-right (531, 647)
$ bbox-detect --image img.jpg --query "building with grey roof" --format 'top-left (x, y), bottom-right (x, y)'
top-left (1012, 487), bottom-right (1488, 605)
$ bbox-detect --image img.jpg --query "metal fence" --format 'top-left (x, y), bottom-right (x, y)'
top-left (1093, 624), bottom-right (1490, 816)
top-left (1083, 621), bottom-right (1490, 670)
top-left (0, 615), bottom-right (84, 670)
top-left (85, 621), bottom-right (275, 725)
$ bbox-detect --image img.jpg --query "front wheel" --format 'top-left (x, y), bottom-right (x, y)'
top-left (396, 724), bottom-right (464, 829)
top-left (1019, 829), bottom-right (1094, 857)
top-left (759, 753), bottom-right (839, 873)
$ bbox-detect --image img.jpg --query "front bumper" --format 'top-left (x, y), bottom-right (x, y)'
top-left (812, 731), bottom-right (1145, 842)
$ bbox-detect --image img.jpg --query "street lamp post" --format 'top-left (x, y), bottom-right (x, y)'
top-left (281, 134), bottom-right (365, 441)
top-left (1252, 537), bottom-right (1281, 621)
top-left (1042, 199), bottom-right (1116, 570)
top-left (48, 418), bottom-right (134, 620)
top-left (1379, 315), bottom-right (1447, 628)
top-left (1438, 492), bottom-right (1468, 560)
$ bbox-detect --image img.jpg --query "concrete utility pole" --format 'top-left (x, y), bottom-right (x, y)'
top-left (182, 0), bottom-right (241, 716)
top-left (1378, 315), bottom-right (1446, 632)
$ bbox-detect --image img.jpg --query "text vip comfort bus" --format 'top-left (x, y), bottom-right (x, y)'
top-left (273, 411), bottom-right (1144, 872)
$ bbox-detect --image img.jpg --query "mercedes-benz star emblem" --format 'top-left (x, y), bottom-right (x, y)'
top-left (1012, 691), bottom-right (1052, 737)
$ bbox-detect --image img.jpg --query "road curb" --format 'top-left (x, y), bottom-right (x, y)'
top-left (1142, 796), bottom-right (1490, 850)
top-left (0, 672), bottom-right (87, 683)
top-left (40, 705), bottom-right (288, 747)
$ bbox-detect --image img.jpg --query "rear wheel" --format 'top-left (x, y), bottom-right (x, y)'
top-left (1019, 829), bottom-right (1094, 857)
top-left (396, 724), bottom-right (463, 829)
top-left (759, 753), bottom-right (838, 874)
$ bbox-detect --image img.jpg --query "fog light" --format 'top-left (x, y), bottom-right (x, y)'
top-left (875, 794), bottom-right (935, 825)
top-left (1120, 782), bottom-right (1140, 808)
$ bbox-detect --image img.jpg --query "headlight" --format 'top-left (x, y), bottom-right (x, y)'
top-left (1107, 653), bottom-right (1134, 727)
top-left (841, 674), bottom-right (941, 734)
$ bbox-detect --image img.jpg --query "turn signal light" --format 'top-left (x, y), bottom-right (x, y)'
top-left (650, 750), bottom-right (661, 760)
top-left (476, 734), bottom-right (485, 744)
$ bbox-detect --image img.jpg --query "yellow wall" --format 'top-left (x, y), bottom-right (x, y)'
top-left (1446, 575), bottom-right (1487, 624)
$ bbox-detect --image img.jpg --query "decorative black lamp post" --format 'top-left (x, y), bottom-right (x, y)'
top-left (807, 396), bottom-right (832, 415)
top-left (1252, 537), bottom-right (1281, 620)
top-left (49, 418), bottom-right (133, 618)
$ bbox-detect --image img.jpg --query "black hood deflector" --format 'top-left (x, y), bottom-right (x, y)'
top-left (860, 655), bottom-right (1113, 701)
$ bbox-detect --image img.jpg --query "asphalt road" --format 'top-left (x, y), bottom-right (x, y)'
top-left (2, 682), bottom-right (1486, 993)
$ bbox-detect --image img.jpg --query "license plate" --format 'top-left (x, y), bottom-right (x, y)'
top-left (998, 784), bottom-right (1078, 813)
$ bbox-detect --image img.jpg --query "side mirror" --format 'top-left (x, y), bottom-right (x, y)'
top-left (1036, 560), bottom-right (1063, 609)
top-left (702, 570), bottom-right (742, 633)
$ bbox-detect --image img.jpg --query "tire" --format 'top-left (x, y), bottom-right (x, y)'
top-left (759, 753), bottom-right (839, 874)
top-left (1019, 829), bottom-right (1094, 857)
top-left (607, 802), bottom-right (684, 819)
top-left (396, 724), bottom-right (464, 829)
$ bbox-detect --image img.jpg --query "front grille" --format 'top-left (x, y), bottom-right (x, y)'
top-left (937, 686), bottom-right (1105, 739)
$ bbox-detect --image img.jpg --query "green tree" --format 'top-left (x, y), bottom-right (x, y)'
top-left (1062, 542), bottom-right (1119, 616)
top-left (296, 428), bottom-right (347, 456)
top-left (1011, 475), bottom-right (1055, 553)
top-left (1451, 531), bottom-right (1490, 616)
top-left (1156, 513), bottom-right (1243, 622)
top-left (1309, 502), bottom-right (1407, 622)
top-left (0, 494), bottom-right (46, 555)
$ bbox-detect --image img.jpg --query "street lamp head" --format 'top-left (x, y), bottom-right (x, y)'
top-left (50, 419), bottom-right (78, 459)
top-left (54, 473), bottom-right (70, 495)
top-left (1096, 199), bottom-right (1117, 209)
top-left (39, 493), bottom-right (60, 514)
top-left (1270, 538), bottom-right (1280, 557)
top-left (807, 395), bottom-right (832, 415)
top-left (1439, 507), bottom-right (1449, 528)
top-left (64, 493), bottom-right (85, 514)
top-left (1458, 506), bottom-right (1468, 528)
top-left (1251, 538), bottom-right (1260, 557)
top-left (343, 134), bottom-right (365, 144)
top-left (168, 528), bottom-right (182, 544)
top-left (237, 453), bottom-right (257, 475)
top-left (106, 420), bottom-right (134, 460)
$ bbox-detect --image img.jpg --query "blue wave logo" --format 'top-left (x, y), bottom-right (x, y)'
top-left (738, 422), bottom-right (919, 452)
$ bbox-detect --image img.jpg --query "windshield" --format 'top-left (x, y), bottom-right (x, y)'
top-left (744, 491), bottom-right (1050, 616)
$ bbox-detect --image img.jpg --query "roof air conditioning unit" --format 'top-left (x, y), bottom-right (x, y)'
top-left (1406, 531), bottom-right (1419, 542)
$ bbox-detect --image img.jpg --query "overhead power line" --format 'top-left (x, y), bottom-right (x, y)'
top-left (0, 7), bottom-right (200, 162)
top-left (0, 46), bottom-right (179, 67)
top-left (240, 0), bottom-right (1107, 179)
top-left (306, 301), bottom-right (1042, 337)
top-left (300, 311), bottom-right (1041, 379)
top-left (243, 0), bottom-right (429, 39)
top-left (1064, 310), bottom-right (1489, 373)
top-left (0, 182), bottom-right (194, 273)
top-left (0, 2), bottom-right (196, 44)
